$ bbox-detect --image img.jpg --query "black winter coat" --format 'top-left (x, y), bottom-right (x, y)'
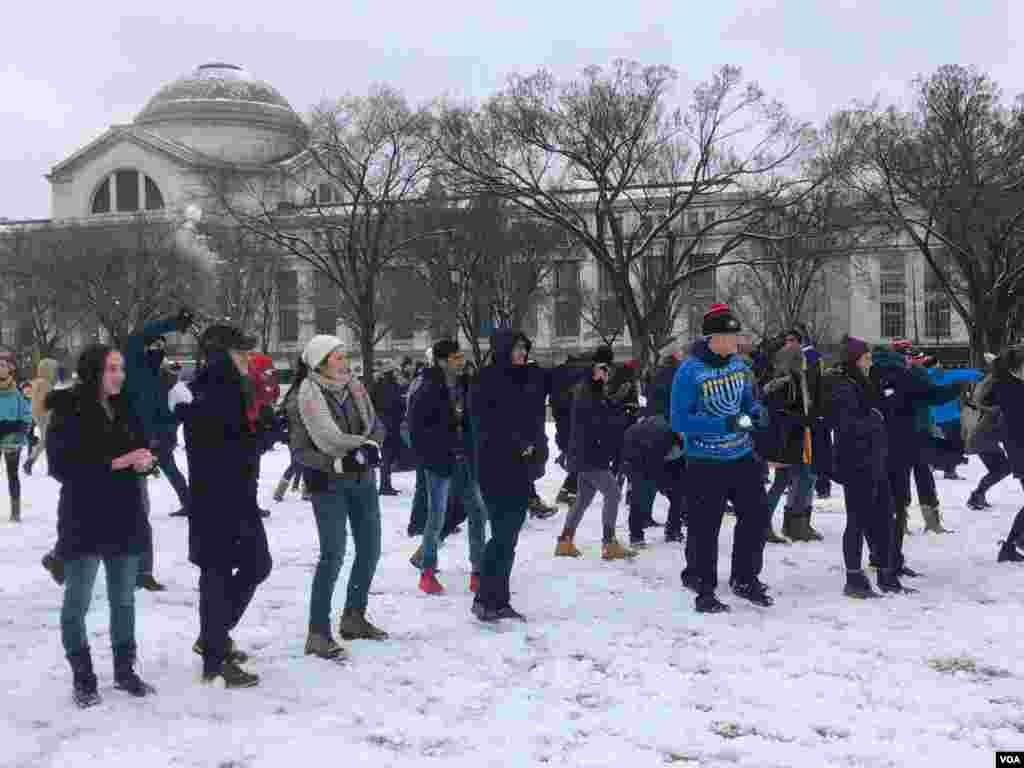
top-left (827, 367), bottom-right (888, 486)
top-left (550, 360), bottom-right (591, 453)
top-left (990, 374), bottom-right (1024, 477)
top-left (648, 361), bottom-right (679, 419)
top-left (46, 388), bottom-right (148, 560)
top-left (409, 366), bottom-right (477, 479)
top-left (754, 374), bottom-right (815, 466)
top-left (473, 329), bottom-right (548, 498)
top-left (372, 372), bottom-right (405, 436)
top-left (567, 378), bottom-right (632, 474)
top-left (620, 414), bottom-right (677, 477)
top-left (180, 355), bottom-right (263, 567)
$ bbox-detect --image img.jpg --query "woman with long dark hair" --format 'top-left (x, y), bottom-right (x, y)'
top-left (46, 344), bottom-right (157, 707)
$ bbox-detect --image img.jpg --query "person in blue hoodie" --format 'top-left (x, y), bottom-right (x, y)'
top-left (0, 349), bottom-right (33, 522)
top-left (471, 329), bottom-right (547, 622)
top-left (670, 304), bottom-right (772, 613)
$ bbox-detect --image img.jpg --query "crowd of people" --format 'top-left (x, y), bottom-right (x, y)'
top-left (3, 300), bottom-right (1023, 709)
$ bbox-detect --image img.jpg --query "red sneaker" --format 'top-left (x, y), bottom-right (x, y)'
top-left (419, 569), bottom-right (444, 595)
top-left (469, 573), bottom-right (481, 594)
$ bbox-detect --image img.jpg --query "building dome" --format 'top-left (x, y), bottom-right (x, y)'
top-left (135, 63), bottom-right (307, 164)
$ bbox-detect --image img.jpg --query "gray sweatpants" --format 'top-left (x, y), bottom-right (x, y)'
top-left (564, 470), bottom-right (621, 534)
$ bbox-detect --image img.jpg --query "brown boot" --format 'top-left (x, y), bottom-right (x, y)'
top-left (555, 537), bottom-right (582, 557)
top-left (304, 632), bottom-right (348, 660)
top-left (921, 504), bottom-right (953, 534)
top-left (339, 609), bottom-right (389, 641)
top-left (602, 539), bottom-right (637, 560)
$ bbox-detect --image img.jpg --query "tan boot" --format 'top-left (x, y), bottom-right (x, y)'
top-left (602, 539), bottom-right (637, 560)
top-left (555, 537), bottom-right (582, 558)
top-left (304, 632), bottom-right (348, 660)
top-left (339, 609), bottom-right (389, 641)
top-left (921, 504), bottom-right (953, 534)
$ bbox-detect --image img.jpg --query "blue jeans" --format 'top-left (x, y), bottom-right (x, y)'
top-left (309, 473), bottom-right (382, 634)
top-left (766, 464), bottom-right (815, 518)
top-left (476, 489), bottom-right (529, 610)
top-left (61, 555), bottom-right (140, 655)
top-left (422, 461), bottom-right (487, 573)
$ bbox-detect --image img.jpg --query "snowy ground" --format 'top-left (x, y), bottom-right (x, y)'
top-left (3, 430), bottom-right (1024, 768)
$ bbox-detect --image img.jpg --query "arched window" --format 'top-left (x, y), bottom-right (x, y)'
top-left (91, 170), bottom-right (165, 214)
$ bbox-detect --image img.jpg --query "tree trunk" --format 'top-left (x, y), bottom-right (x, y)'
top-left (359, 330), bottom-right (376, 388)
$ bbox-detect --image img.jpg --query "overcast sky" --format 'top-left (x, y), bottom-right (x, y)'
top-left (2, 0), bottom-right (1018, 220)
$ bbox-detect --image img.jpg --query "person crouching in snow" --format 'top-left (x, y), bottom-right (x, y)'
top-left (671, 304), bottom-right (773, 613)
top-left (620, 411), bottom-right (687, 548)
top-left (555, 348), bottom-right (636, 560)
top-left (47, 344), bottom-right (157, 706)
top-left (408, 339), bottom-right (488, 595)
top-left (290, 335), bottom-right (389, 660)
top-left (0, 349), bottom-right (32, 522)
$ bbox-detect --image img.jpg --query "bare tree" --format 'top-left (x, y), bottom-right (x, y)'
top-left (206, 85), bottom-right (440, 380)
top-left (837, 65), bottom-right (1024, 365)
top-left (437, 61), bottom-right (823, 365)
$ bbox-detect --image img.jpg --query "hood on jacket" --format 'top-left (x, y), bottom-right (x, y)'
top-left (490, 329), bottom-right (532, 369)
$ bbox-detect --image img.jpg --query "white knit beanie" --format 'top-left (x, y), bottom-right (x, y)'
top-left (303, 335), bottom-right (344, 370)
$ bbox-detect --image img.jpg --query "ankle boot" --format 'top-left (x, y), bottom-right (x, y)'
top-left (304, 631), bottom-right (348, 659)
top-left (113, 644), bottom-right (155, 697)
top-left (921, 504), bottom-right (953, 534)
top-left (339, 609), bottom-right (389, 641)
top-left (419, 568), bottom-right (444, 595)
top-left (601, 539), bottom-right (637, 560)
top-left (843, 570), bottom-right (880, 599)
top-left (68, 647), bottom-right (101, 708)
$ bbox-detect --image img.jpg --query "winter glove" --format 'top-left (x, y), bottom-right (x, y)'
top-left (175, 307), bottom-right (195, 333)
top-left (726, 413), bottom-right (755, 433)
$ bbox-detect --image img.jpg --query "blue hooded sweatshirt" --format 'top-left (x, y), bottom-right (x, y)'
top-left (670, 339), bottom-right (761, 462)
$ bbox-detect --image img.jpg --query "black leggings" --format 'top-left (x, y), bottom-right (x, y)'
top-left (4, 449), bottom-right (21, 501)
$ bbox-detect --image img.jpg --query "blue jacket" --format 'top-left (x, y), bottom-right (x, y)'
top-left (0, 386), bottom-right (32, 452)
top-left (409, 366), bottom-right (477, 479)
top-left (122, 316), bottom-right (184, 442)
top-left (928, 368), bottom-right (982, 425)
top-left (472, 329), bottom-right (548, 497)
top-left (670, 339), bottom-right (762, 462)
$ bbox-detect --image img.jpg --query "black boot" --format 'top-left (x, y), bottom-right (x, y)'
top-left (878, 568), bottom-right (917, 594)
top-left (967, 491), bottom-right (991, 511)
top-left (843, 570), bottom-right (880, 599)
top-left (730, 578), bottom-right (774, 607)
top-left (113, 644), bottom-right (155, 697)
top-left (695, 593), bottom-right (731, 613)
top-left (998, 540), bottom-right (1024, 563)
top-left (68, 647), bottom-right (101, 708)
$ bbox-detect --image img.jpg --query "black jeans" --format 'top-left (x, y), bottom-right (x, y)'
top-left (380, 433), bottom-right (400, 491)
top-left (198, 517), bottom-right (272, 676)
top-left (842, 474), bottom-right (893, 572)
top-left (3, 449), bottom-right (21, 501)
top-left (627, 458), bottom-right (687, 540)
top-left (684, 456), bottom-right (771, 595)
top-left (977, 450), bottom-right (1011, 496)
top-left (476, 488), bottom-right (529, 610)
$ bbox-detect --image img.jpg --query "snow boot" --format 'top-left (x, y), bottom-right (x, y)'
top-left (695, 593), bottom-right (731, 613)
top-left (878, 568), bottom-right (917, 594)
top-left (469, 573), bottom-right (481, 594)
top-left (135, 574), bottom-right (166, 592)
top-left (921, 504), bottom-right (953, 534)
top-left (843, 570), bottom-right (880, 599)
top-left (602, 539), bottom-right (637, 561)
top-left (192, 635), bottom-right (249, 664)
top-left (555, 528), bottom-right (582, 558)
top-left (802, 509), bottom-right (824, 541)
top-left (42, 551), bottom-right (64, 585)
top-left (419, 569), bottom-right (444, 595)
top-left (68, 647), bottom-right (101, 708)
top-left (339, 608), bottom-right (389, 641)
top-left (9, 497), bottom-right (20, 522)
top-left (730, 579), bottom-right (774, 607)
top-left (967, 491), bottom-right (991, 511)
top-left (998, 540), bottom-right (1024, 563)
top-left (304, 631), bottom-right (348, 660)
top-left (496, 605), bottom-right (527, 622)
top-left (113, 644), bottom-right (155, 697)
top-left (272, 476), bottom-right (290, 503)
top-left (472, 599), bottom-right (501, 623)
top-left (202, 659), bottom-right (259, 688)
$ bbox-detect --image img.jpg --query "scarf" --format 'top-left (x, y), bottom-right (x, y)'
top-left (297, 372), bottom-right (377, 458)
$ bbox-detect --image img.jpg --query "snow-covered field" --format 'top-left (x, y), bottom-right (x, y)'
top-left (3, 429), bottom-right (1024, 768)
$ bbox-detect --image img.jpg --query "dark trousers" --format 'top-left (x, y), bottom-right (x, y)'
top-left (3, 448), bottom-right (21, 501)
top-left (408, 466), bottom-right (428, 535)
top-left (380, 434), bottom-right (399, 491)
top-left (977, 450), bottom-right (1011, 496)
top-left (476, 488), bottom-right (529, 610)
top-left (842, 474), bottom-right (893, 572)
top-left (684, 456), bottom-right (771, 595)
top-left (627, 458), bottom-right (687, 540)
top-left (890, 460), bottom-right (939, 509)
top-left (154, 431), bottom-right (189, 510)
top-left (198, 517), bottom-right (272, 676)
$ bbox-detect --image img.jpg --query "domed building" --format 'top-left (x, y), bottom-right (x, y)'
top-left (47, 63), bottom-right (308, 220)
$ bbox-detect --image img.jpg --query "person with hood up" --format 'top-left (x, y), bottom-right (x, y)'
top-left (22, 357), bottom-right (60, 476)
top-left (963, 353), bottom-right (1011, 510)
top-left (555, 347), bottom-right (636, 560)
top-left (471, 329), bottom-right (547, 622)
top-left (290, 335), bottom-right (389, 659)
top-left (178, 325), bottom-right (271, 688)
top-left (826, 337), bottom-right (900, 597)
top-left (408, 339), bottom-right (487, 594)
top-left (670, 304), bottom-right (772, 613)
top-left (122, 311), bottom-right (194, 588)
top-left (870, 344), bottom-right (965, 577)
top-left (983, 348), bottom-right (1024, 563)
top-left (46, 344), bottom-right (157, 706)
top-left (0, 349), bottom-right (32, 522)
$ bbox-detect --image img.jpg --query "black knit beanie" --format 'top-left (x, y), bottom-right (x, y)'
top-left (702, 304), bottom-right (742, 335)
